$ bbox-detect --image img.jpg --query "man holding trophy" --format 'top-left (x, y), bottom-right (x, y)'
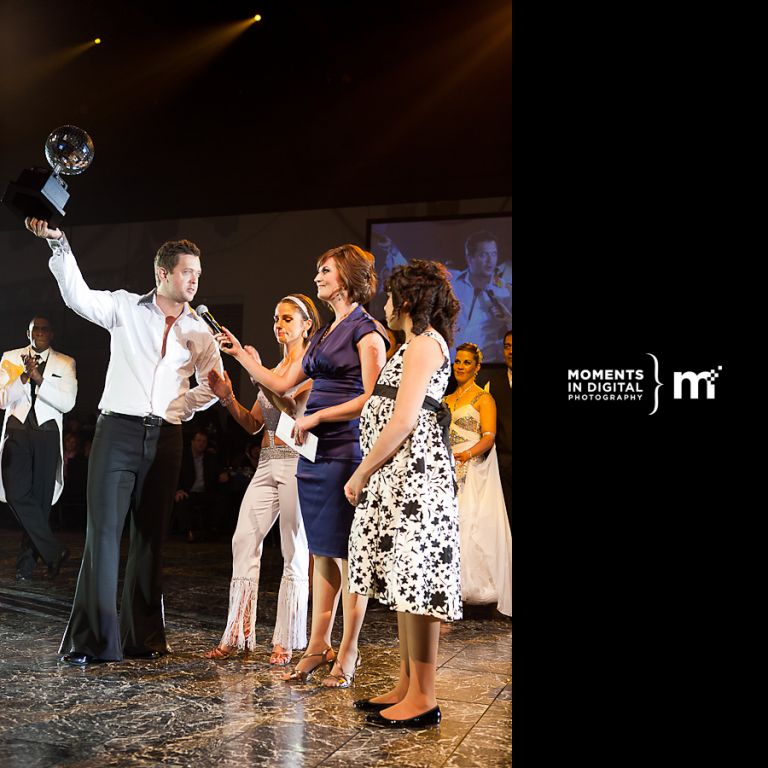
top-left (25, 215), bottom-right (224, 665)
top-left (6, 127), bottom-right (223, 665)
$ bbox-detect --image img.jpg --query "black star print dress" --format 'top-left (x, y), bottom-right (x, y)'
top-left (348, 330), bottom-right (462, 621)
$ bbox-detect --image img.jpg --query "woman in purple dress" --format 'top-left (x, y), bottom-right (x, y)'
top-left (215, 245), bottom-right (388, 687)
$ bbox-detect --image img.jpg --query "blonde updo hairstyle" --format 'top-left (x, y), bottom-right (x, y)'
top-left (455, 342), bottom-right (483, 376)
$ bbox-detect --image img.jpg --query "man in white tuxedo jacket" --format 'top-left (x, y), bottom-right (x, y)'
top-left (0, 316), bottom-right (78, 580)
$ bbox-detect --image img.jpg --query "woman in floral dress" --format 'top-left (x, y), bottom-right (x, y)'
top-left (346, 259), bottom-right (461, 728)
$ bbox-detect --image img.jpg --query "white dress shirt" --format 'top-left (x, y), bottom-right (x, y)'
top-left (29, 347), bottom-right (50, 365)
top-left (47, 235), bottom-right (222, 424)
top-left (190, 453), bottom-right (206, 493)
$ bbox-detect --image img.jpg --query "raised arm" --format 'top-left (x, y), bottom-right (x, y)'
top-left (215, 327), bottom-right (307, 395)
top-left (259, 378), bottom-right (313, 419)
top-left (26, 218), bottom-right (119, 331)
top-left (242, 347), bottom-right (311, 419)
top-left (344, 334), bottom-right (444, 503)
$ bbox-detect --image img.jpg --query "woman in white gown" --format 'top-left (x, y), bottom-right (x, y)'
top-left (444, 343), bottom-right (512, 616)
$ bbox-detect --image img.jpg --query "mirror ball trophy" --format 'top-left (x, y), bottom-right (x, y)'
top-left (1, 125), bottom-right (95, 226)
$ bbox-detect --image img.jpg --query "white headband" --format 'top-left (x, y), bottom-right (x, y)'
top-left (280, 295), bottom-right (311, 320)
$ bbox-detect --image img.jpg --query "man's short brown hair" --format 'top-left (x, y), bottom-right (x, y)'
top-left (154, 239), bottom-right (201, 282)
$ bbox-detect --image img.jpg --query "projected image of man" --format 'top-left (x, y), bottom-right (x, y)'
top-left (453, 231), bottom-right (512, 362)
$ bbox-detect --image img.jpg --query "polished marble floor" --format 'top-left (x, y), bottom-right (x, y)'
top-left (0, 525), bottom-right (511, 767)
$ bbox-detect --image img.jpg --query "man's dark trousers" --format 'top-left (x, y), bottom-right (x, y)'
top-left (2, 417), bottom-right (61, 572)
top-left (58, 413), bottom-right (182, 661)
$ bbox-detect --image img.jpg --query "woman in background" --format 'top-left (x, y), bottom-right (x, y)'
top-left (204, 294), bottom-right (320, 664)
top-left (444, 342), bottom-right (511, 617)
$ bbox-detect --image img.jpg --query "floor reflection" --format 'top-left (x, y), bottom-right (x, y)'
top-left (0, 528), bottom-right (511, 767)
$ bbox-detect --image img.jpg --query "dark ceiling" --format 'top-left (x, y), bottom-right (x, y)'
top-left (0, 0), bottom-right (512, 229)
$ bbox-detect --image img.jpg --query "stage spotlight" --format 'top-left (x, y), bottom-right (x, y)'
top-left (94, 38), bottom-right (102, 44)
top-left (253, 14), bottom-right (262, 22)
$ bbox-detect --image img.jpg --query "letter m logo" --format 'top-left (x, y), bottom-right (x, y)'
top-left (673, 369), bottom-right (721, 400)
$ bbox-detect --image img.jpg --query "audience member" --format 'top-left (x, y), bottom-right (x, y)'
top-left (444, 342), bottom-right (511, 616)
top-left (173, 430), bottom-right (228, 541)
top-left (476, 330), bottom-right (512, 530)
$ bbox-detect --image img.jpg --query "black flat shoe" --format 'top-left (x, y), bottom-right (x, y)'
top-left (366, 705), bottom-right (441, 728)
top-left (354, 698), bottom-right (394, 712)
top-left (47, 548), bottom-right (70, 578)
top-left (15, 571), bottom-right (32, 582)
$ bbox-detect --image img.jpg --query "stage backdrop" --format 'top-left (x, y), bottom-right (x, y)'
top-left (368, 213), bottom-right (512, 363)
top-left (0, 196), bottom-right (511, 419)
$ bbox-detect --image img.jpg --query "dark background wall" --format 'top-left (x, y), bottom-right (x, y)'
top-left (0, 1), bottom-right (512, 228)
top-left (1, 0), bottom-right (512, 418)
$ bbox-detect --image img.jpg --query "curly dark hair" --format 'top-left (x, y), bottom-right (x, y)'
top-left (385, 259), bottom-right (460, 347)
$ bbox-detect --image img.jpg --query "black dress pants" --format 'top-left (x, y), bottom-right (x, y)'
top-left (2, 425), bottom-right (61, 570)
top-left (58, 414), bottom-right (182, 661)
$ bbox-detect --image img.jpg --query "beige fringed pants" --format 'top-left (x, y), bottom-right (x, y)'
top-left (220, 452), bottom-right (309, 651)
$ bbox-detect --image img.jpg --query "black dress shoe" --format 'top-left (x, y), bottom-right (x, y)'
top-left (15, 571), bottom-right (33, 582)
top-left (60, 653), bottom-right (101, 666)
top-left (366, 705), bottom-right (442, 728)
top-left (47, 548), bottom-right (70, 578)
top-left (354, 698), bottom-right (394, 712)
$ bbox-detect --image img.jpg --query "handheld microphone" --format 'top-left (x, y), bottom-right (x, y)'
top-left (484, 290), bottom-right (512, 321)
top-left (196, 305), bottom-right (233, 348)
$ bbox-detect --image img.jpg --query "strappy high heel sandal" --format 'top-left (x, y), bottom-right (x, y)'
top-left (204, 645), bottom-right (235, 660)
top-left (283, 647), bottom-right (335, 682)
top-left (322, 653), bottom-right (361, 689)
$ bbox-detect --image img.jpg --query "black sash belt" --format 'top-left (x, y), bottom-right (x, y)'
top-left (372, 383), bottom-right (451, 452)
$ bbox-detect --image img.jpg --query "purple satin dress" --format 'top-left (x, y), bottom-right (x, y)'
top-left (297, 306), bottom-right (388, 558)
